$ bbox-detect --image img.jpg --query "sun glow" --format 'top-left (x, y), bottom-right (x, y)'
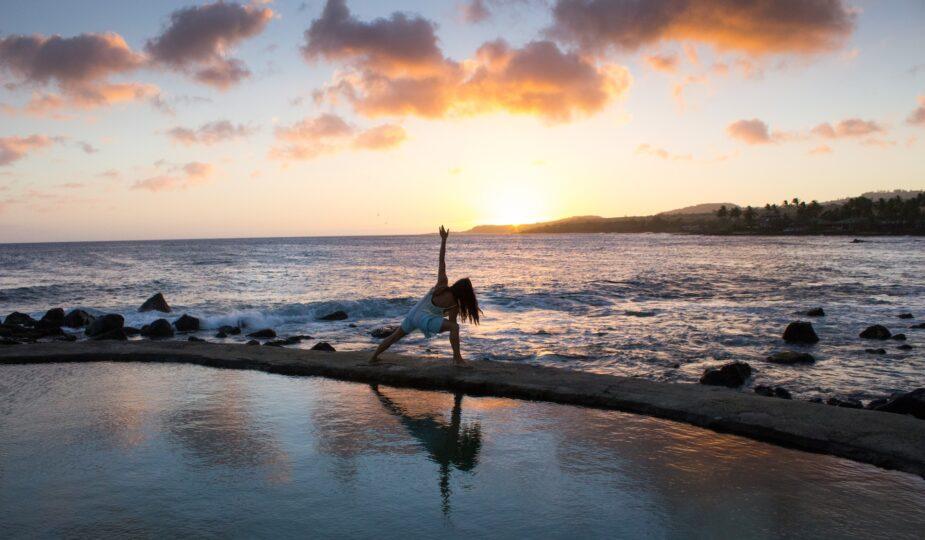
top-left (484, 183), bottom-right (550, 225)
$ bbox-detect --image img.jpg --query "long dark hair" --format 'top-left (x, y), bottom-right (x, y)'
top-left (449, 277), bottom-right (482, 324)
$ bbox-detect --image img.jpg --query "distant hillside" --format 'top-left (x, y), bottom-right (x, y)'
top-left (825, 190), bottom-right (924, 206)
top-left (659, 203), bottom-right (739, 216)
top-left (467, 215), bottom-right (603, 234)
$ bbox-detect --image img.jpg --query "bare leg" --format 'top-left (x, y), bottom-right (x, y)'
top-left (370, 327), bottom-right (407, 363)
top-left (440, 319), bottom-right (465, 365)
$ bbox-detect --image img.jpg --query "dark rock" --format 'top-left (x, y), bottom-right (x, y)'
top-left (826, 396), bottom-right (863, 409)
top-left (85, 314), bottom-right (124, 337)
top-left (805, 307), bottom-right (826, 317)
top-left (699, 361), bottom-right (752, 388)
top-left (90, 328), bottom-right (127, 341)
top-left (188, 336), bottom-right (205, 342)
top-left (808, 397), bottom-right (824, 404)
top-left (318, 310), bottom-right (348, 321)
top-left (783, 321), bottom-right (819, 344)
top-left (754, 385), bottom-right (792, 399)
top-left (767, 351), bottom-right (816, 364)
top-left (311, 341), bottom-right (336, 352)
top-left (1, 338), bottom-right (21, 345)
top-left (913, 323), bottom-right (925, 329)
top-left (866, 398), bottom-right (890, 410)
top-left (370, 325), bottom-right (399, 339)
top-left (873, 388), bottom-right (925, 420)
top-left (63, 309), bottom-right (94, 328)
top-left (55, 333), bottom-right (78, 342)
top-left (173, 314), bottom-right (200, 332)
top-left (859, 325), bottom-right (891, 340)
top-left (143, 319), bottom-right (174, 339)
top-left (898, 313), bottom-right (914, 319)
top-left (865, 348), bottom-right (887, 355)
top-left (891, 333), bottom-right (907, 341)
top-left (265, 336), bottom-right (304, 347)
top-left (850, 238), bottom-right (866, 243)
top-left (4, 312), bottom-right (36, 327)
top-left (898, 344), bottom-right (914, 351)
top-left (246, 339), bottom-right (260, 346)
top-left (669, 363), bottom-right (681, 369)
top-left (139, 292), bottom-right (171, 313)
top-left (348, 323), bottom-right (358, 328)
top-left (39, 308), bottom-right (65, 327)
top-left (246, 328), bottom-right (276, 339)
top-left (218, 325), bottom-right (241, 335)
top-left (123, 326), bottom-right (141, 337)
top-left (215, 331), bottom-right (228, 338)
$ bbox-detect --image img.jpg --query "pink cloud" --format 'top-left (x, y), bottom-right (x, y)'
top-left (811, 118), bottom-right (883, 138)
top-left (270, 113), bottom-right (406, 161)
top-left (727, 119), bottom-right (772, 144)
top-left (0, 134), bottom-right (57, 165)
top-left (167, 120), bottom-right (256, 145)
top-left (131, 161), bottom-right (214, 192)
top-left (644, 53), bottom-right (679, 73)
top-left (809, 144), bottom-right (832, 155)
top-left (907, 96), bottom-right (925, 126)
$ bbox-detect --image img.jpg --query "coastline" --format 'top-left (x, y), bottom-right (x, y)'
top-left (3, 340), bottom-right (924, 478)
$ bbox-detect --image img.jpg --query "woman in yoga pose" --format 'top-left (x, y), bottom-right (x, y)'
top-left (370, 226), bottom-right (481, 365)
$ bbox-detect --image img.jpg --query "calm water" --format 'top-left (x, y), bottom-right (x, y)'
top-left (1, 234), bottom-right (923, 400)
top-left (1, 362), bottom-right (923, 538)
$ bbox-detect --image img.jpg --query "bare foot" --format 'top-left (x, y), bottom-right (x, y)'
top-left (369, 354), bottom-right (381, 364)
top-left (453, 357), bottom-right (468, 366)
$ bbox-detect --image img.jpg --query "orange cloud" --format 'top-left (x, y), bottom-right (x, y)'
top-left (809, 144), bottom-right (832, 155)
top-left (811, 118), bottom-right (883, 138)
top-left (167, 120), bottom-right (256, 145)
top-left (644, 53), bottom-right (679, 73)
top-left (635, 143), bottom-right (691, 161)
top-left (727, 119), bottom-right (772, 144)
top-left (270, 113), bottom-right (406, 161)
top-left (907, 96), bottom-right (925, 126)
top-left (131, 161), bottom-right (213, 192)
top-left (548, 0), bottom-right (856, 56)
top-left (0, 135), bottom-right (57, 165)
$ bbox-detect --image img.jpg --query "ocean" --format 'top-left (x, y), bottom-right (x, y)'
top-left (1, 233), bottom-right (923, 401)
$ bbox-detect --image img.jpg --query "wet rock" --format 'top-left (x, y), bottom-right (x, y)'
top-left (63, 309), bottom-right (93, 328)
top-left (891, 333), bottom-right (907, 341)
top-left (218, 325), bottom-right (241, 335)
top-left (669, 363), bottom-right (681, 369)
top-left (826, 396), bottom-right (863, 409)
top-left (311, 341), bottom-right (336, 352)
top-left (173, 314), bottom-right (200, 332)
top-left (265, 336), bottom-right (304, 347)
top-left (318, 310), bottom-right (348, 321)
top-left (699, 361), bottom-right (752, 388)
top-left (767, 351), bottom-right (816, 364)
top-left (898, 313), bottom-right (914, 319)
top-left (370, 325), bottom-right (398, 339)
top-left (850, 238), bottom-right (866, 243)
top-left (808, 397), bottom-right (824, 404)
top-left (123, 326), bottom-right (141, 337)
top-left (782, 321), bottom-right (819, 344)
top-left (246, 339), bottom-right (260, 346)
top-left (805, 307), bottom-right (826, 317)
top-left (897, 344), bottom-right (914, 351)
top-left (215, 330), bottom-right (228, 338)
top-left (865, 348), bottom-right (887, 355)
top-left (348, 323), bottom-right (358, 328)
top-left (55, 333), bottom-right (77, 342)
top-left (188, 336), bottom-right (205, 342)
top-left (754, 385), bottom-right (792, 399)
top-left (4, 312), bottom-right (36, 327)
top-left (39, 308), bottom-right (65, 327)
top-left (859, 325), bottom-right (891, 340)
top-left (1, 338), bottom-right (20, 345)
top-left (85, 314), bottom-right (124, 337)
top-left (143, 319), bottom-right (174, 339)
top-left (246, 328), bottom-right (276, 339)
top-left (866, 397), bottom-right (890, 410)
top-left (90, 328), bottom-right (127, 341)
top-left (872, 388), bottom-right (925, 420)
top-left (139, 292), bottom-right (171, 313)
top-left (913, 323), bottom-right (925, 329)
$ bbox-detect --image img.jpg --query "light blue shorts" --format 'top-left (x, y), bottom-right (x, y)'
top-left (401, 311), bottom-right (444, 338)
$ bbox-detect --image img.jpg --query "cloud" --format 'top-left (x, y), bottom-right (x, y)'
top-left (0, 135), bottom-right (57, 166)
top-left (635, 143), bottom-right (691, 161)
top-left (167, 120), bottom-right (256, 145)
top-left (145, 1), bottom-right (274, 89)
top-left (811, 118), bottom-right (883, 138)
top-left (79, 141), bottom-right (98, 154)
top-left (270, 113), bottom-right (406, 160)
top-left (132, 161), bottom-right (213, 192)
top-left (727, 118), bottom-right (772, 144)
top-left (809, 144), bottom-right (832, 155)
top-left (547, 0), bottom-right (856, 56)
top-left (644, 53), bottom-right (679, 73)
top-left (0, 32), bottom-right (153, 113)
top-left (461, 0), bottom-right (492, 23)
top-left (305, 1), bottom-right (630, 123)
top-left (907, 96), bottom-right (925, 126)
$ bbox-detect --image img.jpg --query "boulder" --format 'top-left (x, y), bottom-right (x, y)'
top-left (4, 312), bottom-right (36, 327)
top-left (873, 388), bottom-right (925, 420)
top-left (246, 328), bottom-right (276, 339)
top-left (215, 330), bottom-right (228, 338)
top-left (859, 325), bottom-right (891, 340)
top-left (866, 397), bottom-right (890, 410)
top-left (827, 396), bottom-right (863, 409)
top-left (850, 238), bottom-right (866, 243)
top-left (311, 341), bottom-right (336, 352)
top-left (891, 333), bottom-right (907, 341)
top-left (90, 328), bottom-right (127, 341)
top-left (63, 309), bottom-right (94, 328)
top-left (55, 333), bottom-right (77, 342)
top-left (913, 323), bottom-right (925, 329)
top-left (139, 293), bottom-right (171, 313)
top-left (123, 326), bottom-right (141, 337)
top-left (143, 319), bottom-right (174, 339)
top-left (805, 307), bottom-right (826, 317)
top-left (39, 308), bottom-right (65, 327)
top-left (85, 314), bottom-right (124, 337)
top-left (265, 336), bottom-right (303, 347)
top-left (318, 310), bottom-right (348, 321)
top-left (898, 344), bottom-right (914, 351)
top-left (767, 351), bottom-right (816, 364)
top-left (246, 339), bottom-right (260, 346)
top-left (865, 348), bottom-right (886, 355)
top-left (218, 325), bottom-right (241, 335)
top-left (754, 385), bottom-right (792, 399)
top-left (188, 336), bottom-right (205, 342)
top-left (782, 321), bottom-right (819, 344)
top-left (173, 314), bottom-right (200, 332)
top-left (898, 313), bottom-right (914, 319)
top-left (699, 361), bottom-right (752, 388)
top-left (370, 325), bottom-right (399, 339)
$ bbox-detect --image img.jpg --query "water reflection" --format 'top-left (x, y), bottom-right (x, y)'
top-left (370, 385), bottom-right (482, 515)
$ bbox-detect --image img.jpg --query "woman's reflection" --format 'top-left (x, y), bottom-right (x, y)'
top-left (370, 384), bottom-right (482, 515)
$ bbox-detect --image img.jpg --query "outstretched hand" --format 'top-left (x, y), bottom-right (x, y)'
top-left (439, 225), bottom-right (449, 240)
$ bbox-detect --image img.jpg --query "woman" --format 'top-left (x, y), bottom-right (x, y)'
top-left (370, 226), bottom-right (481, 365)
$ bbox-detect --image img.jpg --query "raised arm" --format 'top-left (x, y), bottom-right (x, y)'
top-left (437, 225), bottom-right (449, 287)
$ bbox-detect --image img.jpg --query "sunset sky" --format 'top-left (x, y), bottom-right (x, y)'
top-left (1, 0), bottom-right (923, 242)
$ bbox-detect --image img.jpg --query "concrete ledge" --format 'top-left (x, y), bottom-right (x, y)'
top-left (2, 340), bottom-right (924, 477)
